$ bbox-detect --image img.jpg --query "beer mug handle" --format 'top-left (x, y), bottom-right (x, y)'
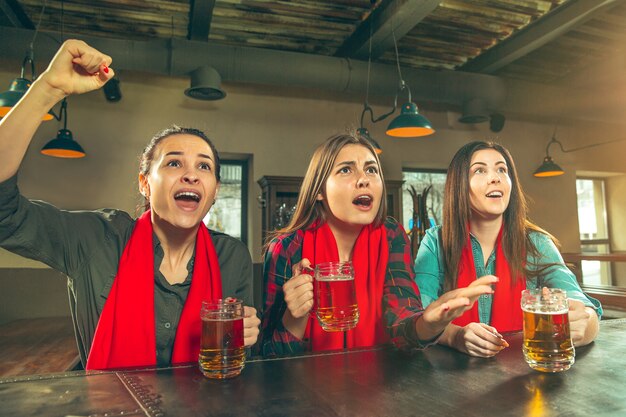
top-left (302, 265), bottom-right (316, 314)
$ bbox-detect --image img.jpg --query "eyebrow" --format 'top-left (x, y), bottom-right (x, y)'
top-left (470, 160), bottom-right (506, 168)
top-left (335, 160), bottom-right (377, 167)
top-left (165, 151), bottom-right (213, 160)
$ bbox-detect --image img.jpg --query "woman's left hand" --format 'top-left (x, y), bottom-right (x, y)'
top-left (568, 299), bottom-right (593, 346)
top-left (243, 306), bottom-right (261, 347)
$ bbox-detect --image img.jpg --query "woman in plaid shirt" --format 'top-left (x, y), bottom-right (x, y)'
top-left (259, 133), bottom-right (496, 356)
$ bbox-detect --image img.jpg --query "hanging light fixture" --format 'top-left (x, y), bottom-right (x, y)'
top-left (458, 98), bottom-right (490, 124)
top-left (103, 77), bottom-right (122, 102)
top-left (0, 53), bottom-right (55, 121)
top-left (356, 19), bottom-right (385, 154)
top-left (534, 129), bottom-right (564, 177)
top-left (534, 128), bottom-right (626, 178)
top-left (358, 23), bottom-right (434, 141)
top-left (385, 28), bottom-right (434, 138)
top-left (0, 2), bottom-right (56, 121)
top-left (385, 82), bottom-right (434, 137)
top-left (357, 127), bottom-right (382, 155)
top-left (41, 99), bottom-right (86, 158)
top-left (185, 66), bottom-right (226, 100)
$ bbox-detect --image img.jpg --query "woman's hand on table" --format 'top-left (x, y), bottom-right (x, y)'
top-left (452, 322), bottom-right (509, 357)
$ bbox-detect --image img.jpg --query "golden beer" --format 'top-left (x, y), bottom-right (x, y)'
top-left (521, 288), bottom-right (575, 373)
top-left (199, 300), bottom-right (245, 379)
top-left (315, 262), bottom-right (359, 332)
top-left (315, 276), bottom-right (359, 331)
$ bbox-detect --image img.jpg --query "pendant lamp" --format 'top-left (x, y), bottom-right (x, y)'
top-left (534, 129), bottom-right (626, 178)
top-left (0, 55), bottom-right (55, 121)
top-left (356, 25), bottom-right (434, 142)
top-left (184, 66), bottom-right (226, 100)
top-left (357, 126), bottom-right (382, 155)
top-left (41, 99), bottom-right (86, 158)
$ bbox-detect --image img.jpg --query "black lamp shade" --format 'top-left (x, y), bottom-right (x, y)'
top-left (458, 98), bottom-right (489, 124)
top-left (41, 129), bottom-right (86, 158)
top-left (103, 78), bottom-right (122, 102)
top-left (184, 66), bottom-right (226, 100)
top-left (357, 127), bottom-right (382, 154)
top-left (533, 156), bottom-right (564, 177)
top-left (0, 78), bottom-right (54, 121)
top-left (386, 103), bottom-right (434, 137)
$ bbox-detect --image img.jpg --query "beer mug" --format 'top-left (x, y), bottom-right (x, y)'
top-left (199, 299), bottom-right (245, 379)
top-left (314, 261), bottom-right (359, 332)
top-left (521, 288), bottom-right (575, 372)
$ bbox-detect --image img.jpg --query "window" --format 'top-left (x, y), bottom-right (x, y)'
top-left (402, 169), bottom-right (447, 232)
top-left (204, 160), bottom-right (249, 244)
top-left (576, 178), bottom-right (611, 285)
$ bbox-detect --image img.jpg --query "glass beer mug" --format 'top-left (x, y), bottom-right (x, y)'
top-left (314, 261), bottom-right (359, 332)
top-left (521, 288), bottom-right (575, 372)
top-left (199, 298), bottom-right (245, 379)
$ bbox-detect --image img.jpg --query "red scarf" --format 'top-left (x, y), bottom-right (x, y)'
top-left (86, 210), bottom-right (223, 370)
top-left (453, 226), bottom-right (525, 332)
top-left (302, 222), bottom-right (388, 351)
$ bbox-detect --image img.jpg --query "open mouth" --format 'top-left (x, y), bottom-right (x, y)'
top-left (353, 195), bottom-right (373, 208)
top-left (486, 191), bottom-right (503, 198)
top-left (174, 191), bottom-right (201, 203)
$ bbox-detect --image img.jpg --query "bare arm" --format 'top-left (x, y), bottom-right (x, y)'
top-left (0, 39), bottom-right (113, 182)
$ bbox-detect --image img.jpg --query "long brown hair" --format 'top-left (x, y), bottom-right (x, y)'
top-left (267, 133), bottom-right (387, 243)
top-left (442, 141), bottom-right (556, 291)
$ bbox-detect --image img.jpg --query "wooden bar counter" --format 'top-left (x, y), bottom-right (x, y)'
top-left (1, 319), bottom-right (625, 416)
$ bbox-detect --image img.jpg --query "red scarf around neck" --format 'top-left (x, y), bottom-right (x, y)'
top-left (86, 210), bottom-right (222, 370)
top-left (302, 221), bottom-right (388, 351)
top-left (453, 226), bottom-right (525, 332)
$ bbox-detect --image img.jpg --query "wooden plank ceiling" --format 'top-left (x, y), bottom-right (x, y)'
top-left (5, 0), bottom-right (626, 85)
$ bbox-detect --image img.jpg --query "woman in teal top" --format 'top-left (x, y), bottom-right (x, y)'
top-left (414, 141), bottom-right (601, 358)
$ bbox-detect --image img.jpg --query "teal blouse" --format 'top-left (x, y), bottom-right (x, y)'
top-left (414, 226), bottom-right (602, 323)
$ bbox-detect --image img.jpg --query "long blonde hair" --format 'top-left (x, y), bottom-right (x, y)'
top-left (268, 133), bottom-right (387, 243)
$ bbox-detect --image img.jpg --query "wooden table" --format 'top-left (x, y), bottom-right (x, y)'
top-left (1, 319), bottom-right (625, 416)
top-left (0, 317), bottom-right (80, 377)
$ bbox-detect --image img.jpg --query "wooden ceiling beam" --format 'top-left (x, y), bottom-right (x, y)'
top-left (0, 0), bottom-right (34, 29)
top-left (188, 0), bottom-right (216, 41)
top-left (461, 0), bottom-right (624, 73)
top-left (334, 0), bottom-right (440, 60)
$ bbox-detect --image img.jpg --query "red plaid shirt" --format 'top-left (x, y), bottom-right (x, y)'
top-left (259, 217), bottom-right (431, 356)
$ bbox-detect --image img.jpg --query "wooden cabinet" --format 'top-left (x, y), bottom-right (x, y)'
top-left (258, 176), bottom-right (404, 243)
top-left (257, 176), bottom-right (303, 243)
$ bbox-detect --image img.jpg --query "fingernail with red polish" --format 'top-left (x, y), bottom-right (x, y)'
top-left (102, 66), bottom-right (109, 74)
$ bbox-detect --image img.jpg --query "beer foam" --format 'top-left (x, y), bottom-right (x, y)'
top-left (521, 306), bottom-right (568, 314)
top-left (201, 317), bottom-right (243, 321)
top-left (316, 274), bottom-right (353, 282)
